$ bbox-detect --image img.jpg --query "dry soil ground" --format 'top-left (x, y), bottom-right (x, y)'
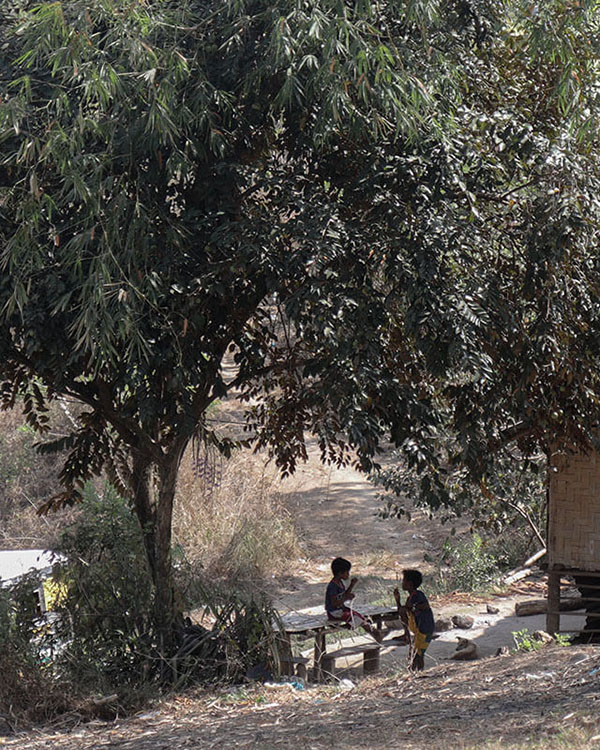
top-left (4, 646), bottom-right (600, 749)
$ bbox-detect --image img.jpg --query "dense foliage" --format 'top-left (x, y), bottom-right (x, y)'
top-left (50, 484), bottom-right (155, 687)
top-left (1, 0), bottom-right (600, 642)
top-left (0, 483), bottom-right (283, 711)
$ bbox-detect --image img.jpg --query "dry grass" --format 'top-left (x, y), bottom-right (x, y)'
top-left (0, 649), bottom-right (75, 730)
top-left (0, 405), bottom-right (79, 550)
top-left (0, 399), bottom-right (300, 580)
top-left (173, 446), bottom-right (301, 586)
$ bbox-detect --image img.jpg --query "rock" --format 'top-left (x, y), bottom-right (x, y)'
top-left (486, 604), bottom-right (500, 614)
top-left (452, 614), bottom-right (475, 629)
top-left (495, 646), bottom-right (510, 656)
top-left (434, 616), bottom-right (453, 632)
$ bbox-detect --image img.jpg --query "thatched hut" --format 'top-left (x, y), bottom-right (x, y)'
top-left (547, 451), bottom-right (600, 640)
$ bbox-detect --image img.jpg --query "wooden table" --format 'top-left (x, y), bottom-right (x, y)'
top-left (277, 605), bottom-right (399, 681)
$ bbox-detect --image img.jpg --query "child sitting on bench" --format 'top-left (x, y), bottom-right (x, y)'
top-left (325, 557), bottom-right (383, 642)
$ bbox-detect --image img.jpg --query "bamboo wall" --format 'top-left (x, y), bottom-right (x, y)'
top-left (548, 452), bottom-right (600, 571)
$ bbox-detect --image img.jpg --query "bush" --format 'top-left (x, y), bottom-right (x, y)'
top-left (0, 482), bottom-right (159, 714)
top-left (374, 449), bottom-right (547, 573)
top-left (172, 585), bottom-right (283, 685)
top-left (50, 483), bottom-right (156, 693)
top-left (5, 477), bottom-right (286, 681)
top-left (428, 533), bottom-right (500, 594)
top-left (0, 575), bottom-right (74, 728)
top-left (0, 646), bottom-right (73, 728)
top-left (512, 628), bottom-right (544, 652)
top-left (0, 475), bottom-right (289, 726)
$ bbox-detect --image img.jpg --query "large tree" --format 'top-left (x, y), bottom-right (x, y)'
top-left (1, 0), bottom-right (599, 646)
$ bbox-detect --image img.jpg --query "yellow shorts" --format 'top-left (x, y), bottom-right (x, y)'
top-left (408, 613), bottom-right (433, 656)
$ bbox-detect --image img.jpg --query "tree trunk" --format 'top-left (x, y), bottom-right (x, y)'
top-left (153, 454), bottom-right (182, 654)
top-left (131, 454), bottom-right (157, 581)
top-left (130, 447), bottom-right (185, 656)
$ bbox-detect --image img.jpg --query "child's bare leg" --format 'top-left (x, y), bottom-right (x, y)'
top-left (410, 651), bottom-right (424, 671)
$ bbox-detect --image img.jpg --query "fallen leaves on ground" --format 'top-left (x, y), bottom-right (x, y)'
top-left (3, 645), bottom-right (600, 750)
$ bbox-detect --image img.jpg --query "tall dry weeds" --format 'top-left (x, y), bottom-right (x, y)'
top-left (174, 447), bottom-right (300, 587)
top-left (0, 405), bottom-right (80, 550)
top-left (0, 648), bottom-right (75, 730)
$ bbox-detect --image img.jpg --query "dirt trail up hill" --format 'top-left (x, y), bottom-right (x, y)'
top-left (266, 439), bottom-right (586, 664)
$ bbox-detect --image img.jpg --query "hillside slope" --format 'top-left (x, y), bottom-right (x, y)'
top-left (5, 645), bottom-right (599, 749)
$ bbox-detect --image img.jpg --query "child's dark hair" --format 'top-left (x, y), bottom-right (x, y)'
top-left (331, 557), bottom-right (351, 576)
top-left (403, 569), bottom-right (423, 588)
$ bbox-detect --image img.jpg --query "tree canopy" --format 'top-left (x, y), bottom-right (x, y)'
top-left (1, 0), bottom-right (600, 645)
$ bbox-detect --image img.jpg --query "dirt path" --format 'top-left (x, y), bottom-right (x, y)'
top-left (267, 439), bottom-right (448, 612)
top-left (263, 441), bottom-right (577, 665)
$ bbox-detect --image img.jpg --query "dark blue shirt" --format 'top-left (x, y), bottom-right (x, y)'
top-left (408, 590), bottom-right (435, 634)
top-left (325, 579), bottom-right (347, 614)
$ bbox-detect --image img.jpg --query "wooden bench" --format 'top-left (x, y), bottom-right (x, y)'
top-left (278, 606), bottom-right (398, 682)
top-left (320, 644), bottom-right (381, 679)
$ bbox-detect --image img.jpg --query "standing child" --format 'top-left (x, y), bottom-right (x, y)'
top-left (393, 568), bottom-right (435, 670)
top-left (325, 557), bottom-right (383, 643)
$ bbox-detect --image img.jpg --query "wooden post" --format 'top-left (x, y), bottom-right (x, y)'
top-left (320, 653), bottom-right (335, 680)
top-left (277, 634), bottom-right (294, 676)
top-left (363, 647), bottom-right (380, 675)
top-left (313, 631), bottom-right (326, 682)
top-left (547, 570), bottom-right (560, 635)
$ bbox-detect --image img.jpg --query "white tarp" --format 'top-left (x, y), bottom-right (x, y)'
top-left (0, 549), bottom-right (58, 586)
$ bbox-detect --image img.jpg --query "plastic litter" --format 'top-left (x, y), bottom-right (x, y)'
top-left (264, 678), bottom-right (305, 690)
top-left (525, 671), bottom-right (556, 681)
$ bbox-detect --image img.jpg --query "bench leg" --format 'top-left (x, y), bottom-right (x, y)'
top-left (277, 635), bottom-right (294, 677)
top-left (363, 649), bottom-right (380, 675)
top-left (313, 631), bottom-right (326, 682)
top-left (320, 654), bottom-right (335, 680)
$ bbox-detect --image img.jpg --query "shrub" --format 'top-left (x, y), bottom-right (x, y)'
top-left (374, 449), bottom-right (547, 573)
top-left (50, 483), bottom-right (156, 693)
top-left (0, 646), bottom-right (73, 728)
top-left (0, 575), bottom-right (74, 728)
top-left (512, 628), bottom-right (544, 653)
top-left (428, 533), bottom-right (500, 594)
top-left (172, 585), bottom-right (283, 685)
top-left (0, 472), bottom-right (290, 724)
